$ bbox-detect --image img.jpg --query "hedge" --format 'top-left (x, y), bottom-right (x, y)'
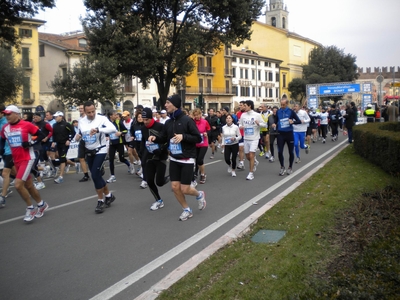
top-left (353, 122), bottom-right (400, 177)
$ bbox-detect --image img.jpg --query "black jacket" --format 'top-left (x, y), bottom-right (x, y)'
top-left (205, 114), bottom-right (220, 134)
top-left (141, 120), bottom-right (168, 162)
top-left (155, 110), bottom-right (201, 159)
top-left (52, 120), bottom-right (75, 143)
top-left (109, 119), bottom-right (128, 145)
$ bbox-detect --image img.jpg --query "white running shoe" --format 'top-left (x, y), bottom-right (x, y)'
top-left (140, 181), bottom-right (148, 189)
top-left (196, 191), bottom-right (206, 210)
top-left (150, 200), bottom-right (164, 211)
top-left (237, 161), bottom-right (245, 170)
top-left (253, 160), bottom-right (259, 172)
top-left (35, 202), bottom-right (49, 218)
top-left (269, 156), bottom-right (275, 162)
top-left (129, 164), bottom-right (135, 175)
top-left (227, 166), bottom-right (232, 173)
top-left (295, 157), bottom-right (301, 164)
top-left (246, 173), bottom-right (254, 180)
top-left (24, 207), bottom-right (37, 222)
top-left (65, 165), bottom-right (70, 173)
top-left (107, 175), bottom-right (116, 183)
top-left (35, 182), bottom-right (46, 190)
top-left (179, 208), bottom-right (193, 221)
top-left (190, 180), bottom-right (198, 188)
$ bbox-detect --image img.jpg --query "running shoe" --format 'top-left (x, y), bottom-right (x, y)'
top-left (322, 138), bottom-right (326, 144)
top-left (199, 174), bottom-right (207, 184)
top-left (106, 175), bottom-right (116, 183)
top-left (24, 207), bottom-right (37, 222)
top-left (305, 145), bottom-right (310, 154)
top-left (253, 160), bottom-right (259, 172)
top-left (65, 165), bottom-right (70, 173)
top-left (269, 156), bottom-right (275, 162)
top-left (95, 201), bottom-right (105, 213)
top-left (295, 157), bottom-right (301, 164)
top-left (54, 176), bottom-right (64, 184)
top-left (35, 202), bottom-right (49, 218)
top-left (150, 200), bottom-right (164, 211)
top-left (133, 160), bottom-right (139, 165)
top-left (0, 195), bottom-right (5, 208)
top-left (140, 181), bottom-right (148, 189)
top-left (75, 163), bottom-right (81, 173)
top-left (79, 176), bottom-right (90, 182)
top-left (279, 167), bottom-right (286, 176)
top-left (105, 194), bottom-right (116, 207)
top-left (231, 171), bottom-right (237, 177)
top-left (190, 180), bottom-right (198, 188)
top-left (237, 161), bottom-right (245, 170)
top-left (129, 164), bottom-right (135, 175)
top-left (246, 172), bottom-right (254, 180)
top-left (196, 191), bottom-right (206, 210)
top-left (210, 154), bottom-right (214, 159)
top-left (179, 208), bottom-right (193, 221)
top-left (35, 182), bottom-right (46, 190)
top-left (287, 168), bottom-right (293, 175)
top-left (0, 188), bottom-right (13, 198)
top-left (259, 151), bottom-right (265, 157)
top-left (227, 166), bottom-right (232, 173)
top-left (136, 167), bottom-right (143, 177)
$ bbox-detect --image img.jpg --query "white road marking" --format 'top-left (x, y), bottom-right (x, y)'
top-left (90, 140), bottom-right (347, 300)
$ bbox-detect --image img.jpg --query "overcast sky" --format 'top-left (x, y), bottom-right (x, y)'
top-left (35, 0), bottom-right (400, 69)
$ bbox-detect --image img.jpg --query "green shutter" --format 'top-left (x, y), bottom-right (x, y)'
top-left (22, 48), bottom-right (29, 68)
top-left (23, 77), bottom-right (30, 99)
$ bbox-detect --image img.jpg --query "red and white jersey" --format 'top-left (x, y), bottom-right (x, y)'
top-left (1, 120), bottom-right (37, 162)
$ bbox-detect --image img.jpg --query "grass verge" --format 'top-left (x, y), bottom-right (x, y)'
top-left (158, 145), bottom-right (399, 299)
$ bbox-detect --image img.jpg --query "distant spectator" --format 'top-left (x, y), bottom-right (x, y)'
top-left (387, 102), bottom-right (399, 122)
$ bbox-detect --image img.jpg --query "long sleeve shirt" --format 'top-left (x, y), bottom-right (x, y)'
top-left (221, 123), bottom-right (242, 146)
top-left (293, 109), bottom-right (310, 132)
top-left (239, 110), bottom-right (266, 141)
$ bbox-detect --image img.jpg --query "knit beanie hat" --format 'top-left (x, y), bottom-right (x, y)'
top-left (167, 94), bottom-right (181, 109)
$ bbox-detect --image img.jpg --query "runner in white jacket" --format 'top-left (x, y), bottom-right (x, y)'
top-left (292, 103), bottom-right (310, 163)
top-left (238, 100), bottom-right (266, 180)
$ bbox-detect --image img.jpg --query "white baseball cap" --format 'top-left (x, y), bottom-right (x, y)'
top-left (3, 105), bottom-right (20, 114)
top-left (53, 111), bottom-right (64, 117)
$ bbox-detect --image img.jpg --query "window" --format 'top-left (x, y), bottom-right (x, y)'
top-left (19, 28), bottom-right (32, 38)
top-left (78, 38), bottom-right (87, 48)
top-left (244, 59), bottom-right (249, 64)
top-left (232, 57), bottom-right (236, 62)
top-left (62, 67), bottom-right (67, 79)
top-left (252, 70), bottom-right (255, 80)
top-left (206, 57), bottom-right (212, 68)
top-left (124, 76), bottom-right (132, 92)
top-left (265, 71), bottom-right (268, 81)
top-left (22, 77), bottom-right (30, 99)
top-left (239, 58), bottom-right (243, 63)
top-left (258, 61), bottom-right (261, 65)
top-left (233, 68), bottom-right (236, 78)
top-left (244, 69), bottom-right (248, 79)
top-left (206, 79), bottom-right (211, 93)
top-left (283, 74), bottom-right (287, 88)
top-left (271, 17), bottom-right (276, 27)
top-left (251, 60), bottom-right (255, 65)
top-left (199, 79), bottom-right (204, 93)
top-left (225, 80), bottom-right (230, 94)
top-left (282, 17), bottom-right (286, 29)
top-left (269, 72), bottom-right (273, 81)
top-left (258, 87), bottom-right (262, 97)
top-left (233, 86), bottom-right (238, 96)
top-left (240, 68), bottom-right (243, 79)
top-left (252, 87), bottom-right (255, 97)
top-left (269, 88), bottom-right (273, 98)
top-left (22, 47), bottom-right (30, 68)
top-left (39, 44), bottom-right (45, 57)
top-left (240, 87), bottom-right (250, 97)
top-left (276, 88), bottom-right (279, 99)
top-left (197, 57), bottom-right (204, 71)
top-left (258, 70), bottom-right (261, 80)
top-left (276, 73), bottom-right (279, 82)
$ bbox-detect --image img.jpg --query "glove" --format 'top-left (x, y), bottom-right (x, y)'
top-left (22, 141), bottom-right (31, 148)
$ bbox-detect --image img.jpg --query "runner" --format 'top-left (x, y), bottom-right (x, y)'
top-left (74, 101), bottom-right (117, 214)
top-left (148, 95), bottom-right (206, 221)
top-left (221, 114), bottom-right (242, 177)
top-left (193, 108), bottom-right (210, 184)
top-left (0, 105), bottom-right (48, 222)
top-left (205, 108), bottom-right (220, 159)
top-left (238, 100), bottom-right (266, 180)
top-left (0, 105), bottom-right (14, 206)
top-left (236, 101), bottom-right (246, 169)
top-left (140, 108), bottom-right (170, 210)
top-left (292, 103), bottom-right (310, 164)
top-left (267, 106), bottom-right (279, 162)
top-left (76, 104), bottom-right (91, 182)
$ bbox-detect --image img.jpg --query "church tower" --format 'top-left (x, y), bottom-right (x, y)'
top-left (265, 0), bottom-right (289, 30)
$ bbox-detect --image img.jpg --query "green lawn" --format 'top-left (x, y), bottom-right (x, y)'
top-left (158, 145), bottom-right (397, 299)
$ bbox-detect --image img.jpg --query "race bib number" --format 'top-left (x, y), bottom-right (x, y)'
top-left (169, 139), bottom-right (182, 155)
top-left (7, 131), bottom-right (22, 147)
top-left (109, 133), bottom-right (118, 140)
top-left (82, 131), bottom-right (96, 145)
top-left (244, 127), bottom-right (254, 136)
top-left (280, 118), bottom-right (290, 129)
top-left (225, 137), bottom-right (233, 145)
top-left (135, 130), bottom-right (142, 141)
top-left (146, 141), bottom-right (159, 153)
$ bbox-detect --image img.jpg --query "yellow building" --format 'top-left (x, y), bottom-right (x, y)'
top-left (233, 0), bottom-right (321, 99)
top-left (184, 45), bottom-right (234, 111)
top-left (12, 18), bottom-right (46, 113)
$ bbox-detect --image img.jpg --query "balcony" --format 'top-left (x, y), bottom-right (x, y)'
top-left (22, 92), bottom-right (35, 105)
top-left (224, 68), bottom-right (233, 77)
top-left (185, 87), bottom-right (235, 95)
top-left (197, 66), bottom-right (215, 75)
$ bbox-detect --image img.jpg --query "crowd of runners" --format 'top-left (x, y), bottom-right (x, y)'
top-left (0, 96), bottom-right (358, 222)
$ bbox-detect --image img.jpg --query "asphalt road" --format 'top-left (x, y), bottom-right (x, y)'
top-left (0, 136), bottom-right (348, 300)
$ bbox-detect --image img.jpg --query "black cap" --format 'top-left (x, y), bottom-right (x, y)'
top-left (135, 105), bottom-right (144, 109)
top-left (223, 106), bottom-right (229, 112)
top-left (141, 107), bottom-right (153, 119)
top-left (167, 94), bottom-right (181, 109)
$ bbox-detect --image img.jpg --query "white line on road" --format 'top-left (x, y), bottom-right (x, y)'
top-left (90, 140), bottom-right (347, 300)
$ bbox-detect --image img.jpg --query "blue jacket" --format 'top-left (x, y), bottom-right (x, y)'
top-left (276, 107), bottom-right (301, 132)
top-left (0, 117), bottom-right (11, 155)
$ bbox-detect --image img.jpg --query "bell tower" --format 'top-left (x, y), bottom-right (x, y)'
top-left (265, 0), bottom-right (289, 30)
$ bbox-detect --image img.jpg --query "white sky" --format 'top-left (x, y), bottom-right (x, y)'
top-left (35, 0), bottom-right (400, 69)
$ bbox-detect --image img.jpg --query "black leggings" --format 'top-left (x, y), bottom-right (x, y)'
top-left (224, 143), bottom-right (239, 169)
top-left (320, 125), bottom-right (328, 139)
top-left (108, 143), bottom-right (130, 175)
top-left (277, 131), bottom-right (294, 168)
top-left (145, 159), bottom-right (168, 201)
top-left (331, 122), bottom-right (339, 137)
top-left (31, 150), bottom-right (41, 178)
top-left (269, 134), bottom-right (277, 157)
top-left (194, 147), bottom-right (208, 175)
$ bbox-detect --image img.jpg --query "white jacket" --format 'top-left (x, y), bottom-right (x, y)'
top-left (221, 124), bottom-right (242, 146)
top-left (293, 109), bottom-right (310, 132)
top-left (239, 110), bottom-right (266, 141)
top-left (78, 115), bottom-right (116, 154)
